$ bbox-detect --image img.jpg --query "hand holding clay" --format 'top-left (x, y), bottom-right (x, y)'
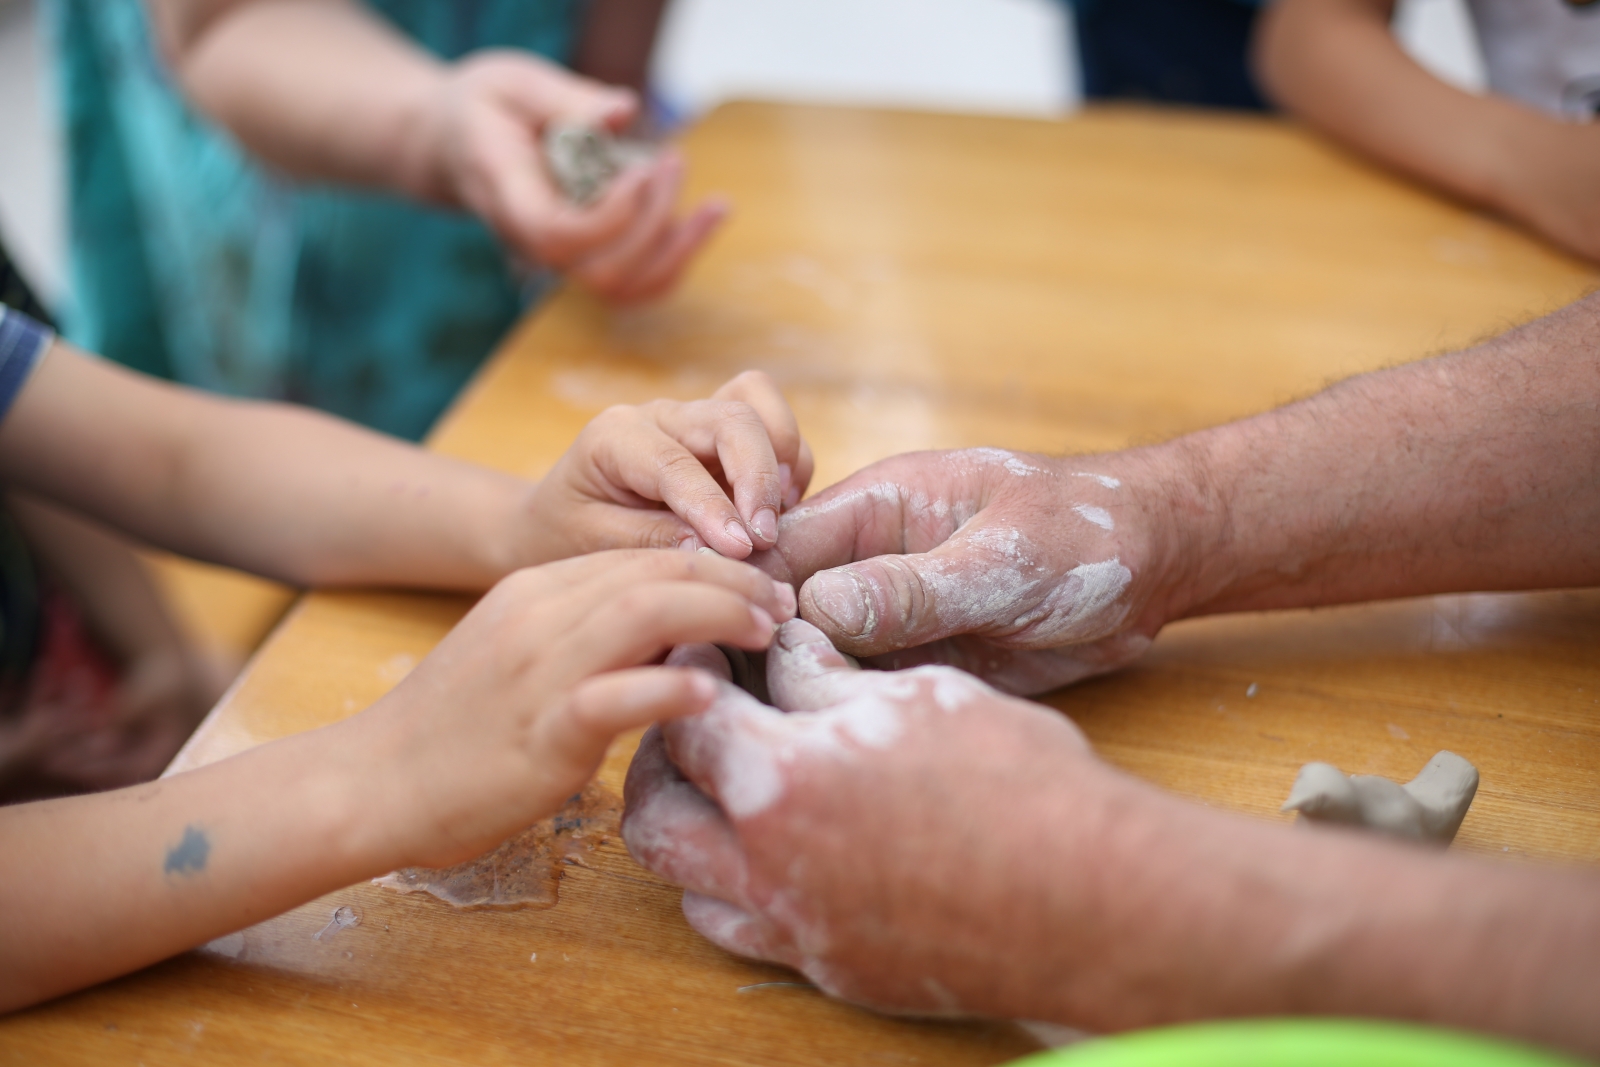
top-left (351, 549), bottom-right (794, 871)
top-left (753, 449), bottom-right (1186, 694)
top-left (623, 618), bottom-right (1131, 1019)
top-left (413, 51), bottom-right (725, 302)
top-left (528, 371), bottom-right (814, 561)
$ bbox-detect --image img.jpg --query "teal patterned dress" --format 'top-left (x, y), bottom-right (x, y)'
top-left (44, 0), bottom-right (583, 439)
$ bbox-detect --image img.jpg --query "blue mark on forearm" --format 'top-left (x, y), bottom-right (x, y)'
top-left (164, 825), bottom-right (210, 876)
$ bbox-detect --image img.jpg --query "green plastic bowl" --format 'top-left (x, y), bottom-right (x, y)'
top-left (1006, 1019), bottom-right (1588, 1067)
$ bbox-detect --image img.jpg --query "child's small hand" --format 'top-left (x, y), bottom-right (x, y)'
top-left (526, 371), bottom-right (815, 561)
top-left (355, 549), bottom-right (795, 870)
top-left (416, 51), bottom-right (724, 303)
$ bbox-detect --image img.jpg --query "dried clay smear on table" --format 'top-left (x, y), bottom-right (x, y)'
top-left (374, 780), bottom-right (622, 908)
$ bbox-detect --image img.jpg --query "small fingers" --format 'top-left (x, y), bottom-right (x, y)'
top-left (710, 370), bottom-right (809, 516)
top-left (605, 200), bottom-right (728, 304)
top-left (657, 399), bottom-right (784, 550)
top-left (495, 549), bottom-right (795, 625)
top-left (570, 156), bottom-right (685, 295)
top-left (552, 667), bottom-right (718, 764)
top-left (548, 581), bottom-right (781, 684)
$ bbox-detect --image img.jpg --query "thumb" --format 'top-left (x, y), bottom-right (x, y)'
top-left (797, 522), bottom-right (1035, 657)
top-left (765, 618), bottom-right (861, 712)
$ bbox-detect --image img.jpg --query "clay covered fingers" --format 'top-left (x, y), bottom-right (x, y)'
top-left (622, 618), bottom-right (1102, 1017)
top-left (751, 448), bottom-right (1175, 694)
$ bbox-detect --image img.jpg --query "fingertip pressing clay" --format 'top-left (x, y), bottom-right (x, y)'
top-left (1282, 750), bottom-right (1480, 844)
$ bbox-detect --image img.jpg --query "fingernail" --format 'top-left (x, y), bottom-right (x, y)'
top-left (778, 463), bottom-right (793, 495)
top-left (749, 605), bottom-right (776, 635)
top-left (724, 520), bottom-right (753, 553)
top-left (751, 507), bottom-right (779, 545)
top-left (770, 580), bottom-right (797, 621)
top-left (697, 546), bottom-right (720, 557)
top-left (804, 569), bottom-right (873, 637)
top-left (784, 484), bottom-right (802, 510)
top-left (678, 536), bottom-right (703, 552)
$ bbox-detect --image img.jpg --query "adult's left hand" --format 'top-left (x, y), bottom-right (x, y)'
top-left (622, 618), bottom-right (1138, 1019)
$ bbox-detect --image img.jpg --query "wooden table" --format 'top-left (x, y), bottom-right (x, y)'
top-left (6, 101), bottom-right (1599, 1065)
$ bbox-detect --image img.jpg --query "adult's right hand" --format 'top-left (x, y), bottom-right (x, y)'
top-left (754, 447), bottom-right (1197, 695)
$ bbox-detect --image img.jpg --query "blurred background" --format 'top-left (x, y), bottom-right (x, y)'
top-left (1, 0), bottom-right (1484, 310)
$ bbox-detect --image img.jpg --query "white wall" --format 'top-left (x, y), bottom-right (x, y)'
top-left (652, 0), bottom-right (1076, 120)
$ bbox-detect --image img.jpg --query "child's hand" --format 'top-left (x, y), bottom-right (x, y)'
top-left (415, 51), bottom-right (725, 303)
top-left (526, 372), bottom-right (815, 561)
top-left (355, 549), bottom-right (796, 870)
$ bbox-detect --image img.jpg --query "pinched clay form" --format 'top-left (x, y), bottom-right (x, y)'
top-left (542, 123), bottom-right (655, 205)
top-left (1281, 750), bottom-right (1480, 844)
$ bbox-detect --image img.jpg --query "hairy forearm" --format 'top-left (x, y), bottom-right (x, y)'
top-left (0, 347), bottom-right (543, 589)
top-left (1171, 293), bottom-right (1600, 615)
top-left (148, 0), bottom-right (445, 199)
top-left (1038, 783), bottom-right (1600, 1055)
top-left (0, 721), bottom-right (390, 1012)
top-left (1254, 0), bottom-right (1530, 211)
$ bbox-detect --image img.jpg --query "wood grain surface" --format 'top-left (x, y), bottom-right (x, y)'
top-left (4, 101), bottom-right (1597, 1066)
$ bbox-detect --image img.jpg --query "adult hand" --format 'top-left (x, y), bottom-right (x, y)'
top-left (622, 619), bottom-right (1139, 1019)
top-left (1493, 120), bottom-right (1600, 265)
top-left (358, 549), bottom-right (794, 870)
top-left (528, 371), bottom-right (815, 562)
top-left (754, 448), bottom-right (1191, 695)
top-left (415, 50), bottom-right (725, 302)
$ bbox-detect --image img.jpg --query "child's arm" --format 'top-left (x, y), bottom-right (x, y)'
top-left (0, 342), bottom-right (810, 587)
top-left (1254, 0), bottom-right (1600, 264)
top-left (146, 0), bottom-right (722, 303)
top-left (0, 549), bottom-right (794, 1012)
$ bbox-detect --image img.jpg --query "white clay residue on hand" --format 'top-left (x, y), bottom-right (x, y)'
top-left (1071, 471), bottom-right (1121, 489)
top-left (1072, 503), bottom-right (1115, 531)
top-left (949, 446), bottom-right (1048, 477)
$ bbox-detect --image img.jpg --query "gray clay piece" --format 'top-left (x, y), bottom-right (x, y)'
top-left (1281, 750), bottom-right (1480, 844)
top-left (542, 123), bottom-right (655, 205)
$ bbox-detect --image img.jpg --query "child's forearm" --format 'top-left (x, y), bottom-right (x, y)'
top-left (0, 719), bottom-right (393, 1012)
top-left (146, 0), bottom-right (448, 202)
top-left (0, 346), bottom-right (548, 589)
top-left (1253, 0), bottom-right (1528, 210)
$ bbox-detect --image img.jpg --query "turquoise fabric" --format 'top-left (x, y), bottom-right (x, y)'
top-left (43, 0), bottom-right (583, 440)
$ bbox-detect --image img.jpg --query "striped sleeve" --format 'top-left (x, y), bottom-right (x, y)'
top-left (0, 303), bottom-right (53, 425)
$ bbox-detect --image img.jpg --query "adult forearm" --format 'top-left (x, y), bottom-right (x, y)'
top-left (1035, 786), bottom-right (1600, 1055)
top-left (1254, 0), bottom-right (1524, 210)
top-left (0, 722), bottom-right (389, 1012)
top-left (150, 0), bottom-right (446, 199)
top-left (1170, 293), bottom-right (1600, 616)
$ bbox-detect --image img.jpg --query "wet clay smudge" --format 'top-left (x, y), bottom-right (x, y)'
top-left (374, 781), bottom-right (622, 909)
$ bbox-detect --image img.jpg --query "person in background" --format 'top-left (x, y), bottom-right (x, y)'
top-left (1255, 0), bottom-right (1600, 264)
top-left (1070, 0), bottom-right (1272, 110)
top-left (45, 0), bottom-right (724, 440)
